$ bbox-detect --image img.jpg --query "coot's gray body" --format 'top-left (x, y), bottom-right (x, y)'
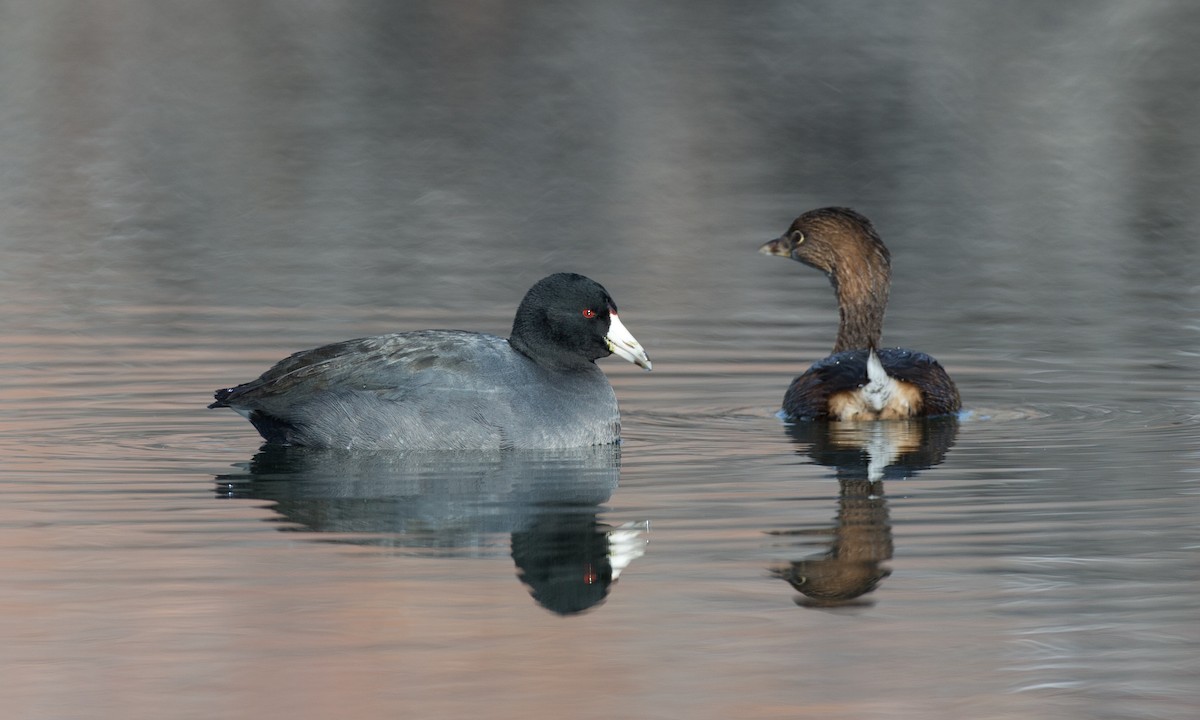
top-left (209, 274), bottom-right (651, 450)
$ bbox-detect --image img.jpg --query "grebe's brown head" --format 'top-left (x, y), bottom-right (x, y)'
top-left (759, 207), bottom-right (893, 353)
top-left (758, 207), bottom-right (891, 278)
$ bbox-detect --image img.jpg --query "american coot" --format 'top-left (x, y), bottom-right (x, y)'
top-left (209, 273), bottom-right (651, 450)
top-left (759, 207), bottom-right (960, 421)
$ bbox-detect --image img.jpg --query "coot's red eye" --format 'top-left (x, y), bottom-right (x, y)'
top-left (582, 308), bottom-right (597, 319)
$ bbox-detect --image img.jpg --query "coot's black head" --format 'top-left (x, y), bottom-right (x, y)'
top-left (510, 273), bottom-right (651, 372)
top-left (759, 207), bottom-right (891, 278)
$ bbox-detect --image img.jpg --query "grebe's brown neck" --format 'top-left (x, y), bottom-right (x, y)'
top-left (760, 206), bottom-right (892, 354)
top-left (828, 245), bottom-right (890, 353)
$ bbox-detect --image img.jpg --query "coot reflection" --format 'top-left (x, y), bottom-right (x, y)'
top-left (215, 445), bottom-right (648, 615)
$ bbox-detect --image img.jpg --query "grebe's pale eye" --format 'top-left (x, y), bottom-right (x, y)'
top-left (790, 229), bottom-right (805, 246)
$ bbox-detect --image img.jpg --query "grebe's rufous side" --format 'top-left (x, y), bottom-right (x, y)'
top-left (760, 207), bottom-right (960, 421)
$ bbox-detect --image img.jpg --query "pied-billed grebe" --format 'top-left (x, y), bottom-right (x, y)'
top-left (760, 207), bottom-right (960, 421)
top-left (208, 273), bottom-right (652, 450)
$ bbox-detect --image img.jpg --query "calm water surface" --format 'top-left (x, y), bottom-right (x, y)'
top-left (2, 3), bottom-right (1199, 719)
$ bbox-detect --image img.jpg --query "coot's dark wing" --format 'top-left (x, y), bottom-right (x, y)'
top-left (209, 330), bottom-right (537, 448)
top-left (209, 330), bottom-right (514, 410)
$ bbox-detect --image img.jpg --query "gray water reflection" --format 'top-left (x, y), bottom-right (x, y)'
top-left (771, 418), bottom-right (958, 607)
top-left (216, 446), bottom-right (648, 615)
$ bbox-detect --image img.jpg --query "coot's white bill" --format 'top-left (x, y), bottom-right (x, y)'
top-left (605, 313), bottom-right (652, 371)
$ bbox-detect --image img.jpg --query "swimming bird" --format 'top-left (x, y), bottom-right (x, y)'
top-left (760, 207), bottom-right (960, 420)
top-left (209, 273), bottom-right (651, 449)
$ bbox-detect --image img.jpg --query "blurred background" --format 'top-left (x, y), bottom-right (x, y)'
top-left (4, 2), bottom-right (1197, 351)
